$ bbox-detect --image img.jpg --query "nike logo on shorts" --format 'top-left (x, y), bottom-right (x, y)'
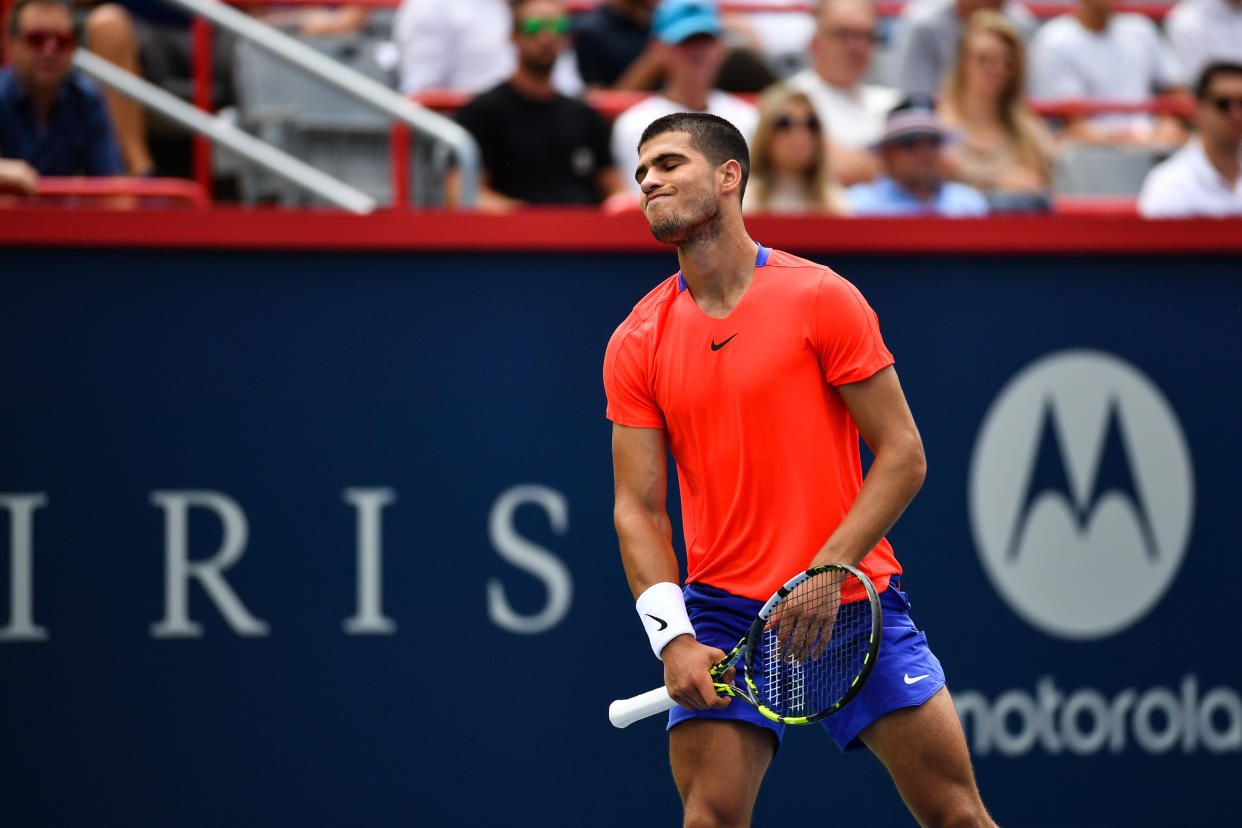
top-left (904, 673), bottom-right (930, 685)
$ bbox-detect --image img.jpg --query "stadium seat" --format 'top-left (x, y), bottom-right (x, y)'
top-left (230, 30), bottom-right (448, 207)
top-left (1051, 143), bottom-right (1169, 197)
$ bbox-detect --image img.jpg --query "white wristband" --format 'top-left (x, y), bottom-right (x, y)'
top-left (635, 581), bottom-right (695, 660)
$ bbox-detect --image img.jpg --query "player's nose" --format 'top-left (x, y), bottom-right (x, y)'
top-left (640, 171), bottom-right (663, 196)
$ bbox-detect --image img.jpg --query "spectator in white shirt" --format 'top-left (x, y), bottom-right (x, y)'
top-left (611, 0), bottom-right (758, 194)
top-left (1028, 0), bottom-right (1186, 146)
top-left (393, 0), bottom-right (582, 95)
top-left (785, 0), bottom-right (898, 185)
top-left (1166, 0), bottom-right (1242, 91)
top-left (1139, 61), bottom-right (1242, 217)
top-left (892, 0), bottom-right (1037, 99)
top-left (720, 0), bottom-right (816, 77)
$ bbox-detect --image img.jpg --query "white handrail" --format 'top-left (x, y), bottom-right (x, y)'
top-left (161, 0), bottom-right (480, 207)
top-left (73, 49), bottom-right (378, 214)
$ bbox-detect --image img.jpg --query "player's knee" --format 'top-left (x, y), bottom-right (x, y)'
top-left (921, 795), bottom-right (994, 828)
top-left (682, 796), bottom-right (751, 828)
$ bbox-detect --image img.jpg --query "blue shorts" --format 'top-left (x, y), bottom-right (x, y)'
top-left (668, 579), bottom-right (946, 752)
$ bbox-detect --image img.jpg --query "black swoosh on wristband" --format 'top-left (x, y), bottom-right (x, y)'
top-left (645, 613), bottom-right (669, 631)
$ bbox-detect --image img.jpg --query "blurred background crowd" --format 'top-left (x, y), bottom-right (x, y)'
top-left (1, 0), bottom-right (1240, 217)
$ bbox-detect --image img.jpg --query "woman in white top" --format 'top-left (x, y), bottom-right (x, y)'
top-left (743, 85), bottom-right (849, 214)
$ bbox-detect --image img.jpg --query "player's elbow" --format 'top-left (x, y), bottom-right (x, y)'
top-left (613, 496), bottom-right (668, 540)
top-left (897, 426), bottom-right (927, 497)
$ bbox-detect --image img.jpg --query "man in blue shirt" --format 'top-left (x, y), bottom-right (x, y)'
top-left (0, 0), bottom-right (122, 193)
top-left (847, 97), bottom-right (989, 217)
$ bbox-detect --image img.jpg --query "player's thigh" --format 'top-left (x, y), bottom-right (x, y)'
top-left (859, 687), bottom-right (995, 828)
top-left (670, 718), bottom-right (777, 828)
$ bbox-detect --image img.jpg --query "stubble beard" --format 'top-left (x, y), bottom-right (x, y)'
top-left (648, 190), bottom-right (722, 246)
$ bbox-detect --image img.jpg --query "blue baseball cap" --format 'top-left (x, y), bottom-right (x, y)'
top-left (653, 0), bottom-right (721, 44)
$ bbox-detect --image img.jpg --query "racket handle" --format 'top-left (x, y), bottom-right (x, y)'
top-left (609, 686), bottom-right (676, 729)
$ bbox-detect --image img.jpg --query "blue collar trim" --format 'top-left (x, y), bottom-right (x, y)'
top-left (677, 243), bottom-right (769, 292)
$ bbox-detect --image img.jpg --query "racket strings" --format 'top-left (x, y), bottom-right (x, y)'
top-left (751, 570), bottom-right (874, 719)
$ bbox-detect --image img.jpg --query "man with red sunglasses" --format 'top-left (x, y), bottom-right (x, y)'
top-left (0, 0), bottom-right (122, 193)
top-left (1139, 61), bottom-right (1242, 217)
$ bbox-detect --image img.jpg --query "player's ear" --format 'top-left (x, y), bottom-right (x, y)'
top-left (718, 159), bottom-right (743, 198)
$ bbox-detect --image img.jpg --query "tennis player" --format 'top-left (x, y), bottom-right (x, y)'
top-left (603, 112), bottom-right (997, 827)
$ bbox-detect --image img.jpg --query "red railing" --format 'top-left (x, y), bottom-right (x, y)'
top-left (11, 207), bottom-right (1242, 255)
top-left (0, 176), bottom-right (210, 207)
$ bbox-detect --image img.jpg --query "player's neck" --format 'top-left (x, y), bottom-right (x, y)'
top-left (677, 223), bottom-right (760, 318)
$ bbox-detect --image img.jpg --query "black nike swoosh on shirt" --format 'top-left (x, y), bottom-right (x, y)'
top-left (645, 613), bottom-right (669, 631)
top-left (711, 334), bottom-right (738, 351)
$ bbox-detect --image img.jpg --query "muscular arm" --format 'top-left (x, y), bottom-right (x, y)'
top-left (811, 365), bottom-right (927, 568)
top-left (612, 423), bottom-right (730, 709)
top-left (612, 423), bottom-right (678, 596)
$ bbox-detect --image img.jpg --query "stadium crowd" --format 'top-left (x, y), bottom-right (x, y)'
top-left (1, 0), bottom-right (1240, 217)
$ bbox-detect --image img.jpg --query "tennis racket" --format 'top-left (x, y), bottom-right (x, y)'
top-left (609, 564), bottom-right (882, 728)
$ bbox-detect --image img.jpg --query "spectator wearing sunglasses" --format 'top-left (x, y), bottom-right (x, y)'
top-left (0, 0), bottom-right (122, 194)
top-left (786, 0), bottom-right (899, 187)
top-left (846, 97), bottom-right (989, 216)
top-left (743, 84), bottom-right (848, 214)
top-left (447, 0), bottom-right (626, 211)
top-left (1139, 61), bottom-right (1242, 217)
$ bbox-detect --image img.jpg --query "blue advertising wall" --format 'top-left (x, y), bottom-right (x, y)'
top-left (2, 247), bottom-right (1240, 826)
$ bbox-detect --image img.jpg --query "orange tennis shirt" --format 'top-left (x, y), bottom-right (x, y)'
top-left (603, 245), bottom-right (901, 602)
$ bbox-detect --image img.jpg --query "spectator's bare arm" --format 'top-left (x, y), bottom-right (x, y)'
top-left (831, 142), bottom-right (883, 186)
top-left (0, 159), bottom-right (39, 195)
top-left (445, 168), bottom-right (524, 213)
top-left (610, 43), bottom-right (666, 91)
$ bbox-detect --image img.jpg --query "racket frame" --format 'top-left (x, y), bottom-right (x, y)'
top-left (736, 563), bottom-right (883, 725)
top-left (608, 563), bottom-right (883, 728)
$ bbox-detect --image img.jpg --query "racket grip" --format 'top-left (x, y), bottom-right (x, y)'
top-left (609, 686), bottom-right (677, 728)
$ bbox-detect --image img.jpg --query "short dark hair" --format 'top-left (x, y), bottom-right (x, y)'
top-left (638, 112), bottom-right (751, 200)
top-left (8, 0), bottom-right (73, 35)
top-left (1195, 61), bottom-right (1242, 101)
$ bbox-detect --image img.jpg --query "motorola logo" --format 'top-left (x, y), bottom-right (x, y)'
top-left (968, 350), bottom-right (1194, 640)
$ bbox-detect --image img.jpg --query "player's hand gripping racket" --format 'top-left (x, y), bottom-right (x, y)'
top-left (609, 564), bottom-right (882, 728)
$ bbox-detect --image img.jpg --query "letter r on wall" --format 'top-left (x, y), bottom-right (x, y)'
top-left (149, 490), bottom-right (270, 638)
